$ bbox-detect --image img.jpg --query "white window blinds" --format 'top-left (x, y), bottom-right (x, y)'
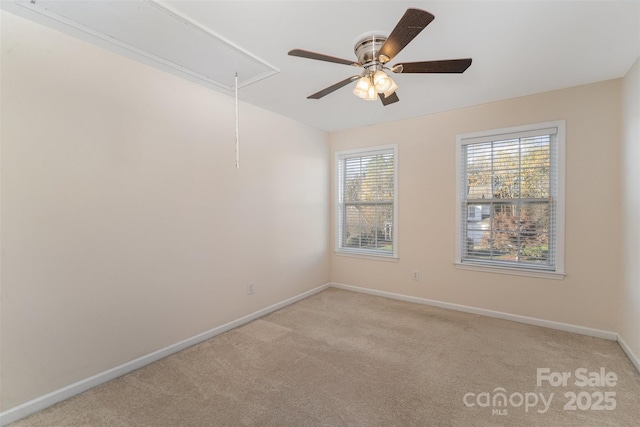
top-left (457, 122), bottom-right (565, 274)
top-left (337, 146), bottom-right (397, 257)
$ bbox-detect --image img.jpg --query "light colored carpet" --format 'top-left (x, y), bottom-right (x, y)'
top-left (9, 288), bottom-right (640, 426)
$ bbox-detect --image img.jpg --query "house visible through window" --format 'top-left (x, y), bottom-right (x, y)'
top-left (336, 145), bottom-right (397, 258)
top-left (456, 121), bottom-right (565, 278)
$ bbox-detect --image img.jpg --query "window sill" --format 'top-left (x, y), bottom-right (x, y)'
top-left (335, 251), bottom-right (399, 262)
top-left (454, 262), bottom-right (565, 280)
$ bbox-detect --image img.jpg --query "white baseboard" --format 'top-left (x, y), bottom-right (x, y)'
top-left (0, 283), bottom-right (330, 426)
top-left (330, 282), bottom-right (619, 341)
top-left (617, 334), bottom-right (640, 373)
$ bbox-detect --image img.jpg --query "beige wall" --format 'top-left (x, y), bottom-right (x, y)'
top-left (0, 11), bottom-right (329, 410)
top-left (330, 79), bottom-right (623, 332)
top-left (620, 57), bottom-right (640, 360)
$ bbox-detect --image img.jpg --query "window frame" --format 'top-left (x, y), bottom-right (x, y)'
top-left (455, 121), bottom-right (566, 279)
top-left (335, 144), bottom-right (398, 260)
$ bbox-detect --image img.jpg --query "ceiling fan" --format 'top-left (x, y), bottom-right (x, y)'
top-left (288, 8), bottom-right (472, 106)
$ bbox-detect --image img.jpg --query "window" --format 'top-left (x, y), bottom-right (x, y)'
top-left (336, 145), bottom-right (398, 258)
top-left (455, 121), bottom-right (565, 278)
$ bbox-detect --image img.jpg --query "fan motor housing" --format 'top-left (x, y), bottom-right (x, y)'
top-left (354, 34), bottom-right (387, 65)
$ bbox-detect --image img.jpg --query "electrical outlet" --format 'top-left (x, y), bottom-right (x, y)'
top-left (412, 271), bottom-right (419, 281)
top-left (247, 282), bottom-right (255, 295)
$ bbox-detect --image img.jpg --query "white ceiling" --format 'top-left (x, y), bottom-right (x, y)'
top-left (6, 1), bottom-right (640, 132)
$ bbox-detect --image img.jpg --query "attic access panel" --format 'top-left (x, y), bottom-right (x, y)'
top-left (14, 0), bottom-right (279, 90)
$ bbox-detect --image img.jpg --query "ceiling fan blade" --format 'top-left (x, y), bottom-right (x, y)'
top-left (380, 92), bottom-right (400, 106)
top-left (393, 58), bottom-right (472, 74)
top-left (377, 8), bottom-right (435, 63)
top-left (288, 49), bottom-right (360, 67)
top-left (307, 75), bottom-right (360, 99)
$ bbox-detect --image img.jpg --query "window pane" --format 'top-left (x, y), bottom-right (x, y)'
top-left (492, 139), bottom-right (519, 171)
top-left (465, 223), bottom-right (491, 258)
top-left (490, 231), bottom-right (519, 261)
top-left (521, 136), bottom-right (550, 198)
top-left (466, 142), bottom-right (493, 199)
top-left (492, 169), bottom-right (520, 199)
top-left (343, 157), bottom-right (364, 202)
top-left (464, 202), bottom-right (550, 265)
top-left (520, 166), bottom-right (549, 198)
top-left (520, 204), bottom-right (550, 264)
top-left (343, 203), bottom-right (393, 252)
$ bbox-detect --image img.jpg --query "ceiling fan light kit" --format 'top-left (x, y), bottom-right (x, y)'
top-left (353, 75), bottom-right (378, 101)
top-left (288, 8), bottom-right (472, 106)
top-left (352, 68), bottom-right (398, 101)
top-left (374, 70), bottom-right (398, 94)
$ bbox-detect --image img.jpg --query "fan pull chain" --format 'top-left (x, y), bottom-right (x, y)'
top-left (235, 73), bottom-right (240, 168)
